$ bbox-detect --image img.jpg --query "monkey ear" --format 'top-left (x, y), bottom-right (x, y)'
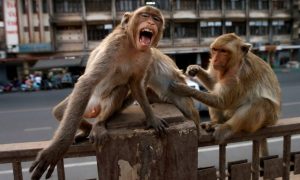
top-left (121, 12), bottom-right (132, 28)
top-left (241, 43), bottom-right (252, 54)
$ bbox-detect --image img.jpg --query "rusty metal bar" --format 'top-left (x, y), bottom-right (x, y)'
top-left (283, 135), bottom-right (291, 180)
top-left (252, 140), bottom-right (260, 180)
top-left (12, 161), bottom-right (23, 180)
top-left (96, 151), bottom-right (102, 180)
top-left (219, 144), bottom-right (227, 180)
top-left (57, 159), bottom-right (65, 180)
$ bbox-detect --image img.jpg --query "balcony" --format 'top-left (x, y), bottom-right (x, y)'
top-left (0, 104), bottom-right (300, 179)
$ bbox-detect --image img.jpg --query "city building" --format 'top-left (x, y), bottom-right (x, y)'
top-left (0, 0), bottom-right (300, 83)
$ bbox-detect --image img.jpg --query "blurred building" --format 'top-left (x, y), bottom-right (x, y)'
top-left (0, 0), bottom-right (300, 82)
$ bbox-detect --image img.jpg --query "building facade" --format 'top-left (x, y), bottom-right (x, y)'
top-left (0, 0), bottom-right (300, 82)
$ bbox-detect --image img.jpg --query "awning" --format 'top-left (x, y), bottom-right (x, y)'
top-left (32, 57), bottom-right (83, 70)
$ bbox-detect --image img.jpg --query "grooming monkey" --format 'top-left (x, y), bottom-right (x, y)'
top-left (171, 33), bottom-right (281, 155)
top-left (30, 6), bottom-right (169, 179)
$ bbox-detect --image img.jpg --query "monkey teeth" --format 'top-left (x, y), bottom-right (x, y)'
top-left (142, 28), bottom-right (153, 33)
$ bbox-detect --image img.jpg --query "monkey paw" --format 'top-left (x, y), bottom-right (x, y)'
top-left (30, 144), bottom-right (69, 179)
top-left (213, 124), bottom-right (233, 144)
top-left (200, 122), bottom-right (216, 133)
top-left (146, 116), bottom-right (169, 135)
top-left (74, 130), bottom-right (90, 144)
top-left (89, 124), bottom-right (109, 147)
top-left (186, 65), bottom-right (201, 76)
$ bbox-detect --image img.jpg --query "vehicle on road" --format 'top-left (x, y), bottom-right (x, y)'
top-left (185, 77), bottom-right (208, 112)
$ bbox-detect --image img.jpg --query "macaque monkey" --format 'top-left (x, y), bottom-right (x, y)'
top-left (30, 6), bottom-right (168, 179)
top-left (171, 33), bottom-right (281, 155)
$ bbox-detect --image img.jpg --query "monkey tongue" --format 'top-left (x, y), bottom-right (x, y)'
top-left (139, 36), bottom-right (151, 46)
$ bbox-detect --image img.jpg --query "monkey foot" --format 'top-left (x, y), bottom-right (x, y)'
top-left (200, 122), bottom-right (216, 133)
top-left (89, 124), bottom-right (109, 147)
top-left (74, 130), bottom-right (90, 144)
top-left (213, 124), bottom-right (233, 144)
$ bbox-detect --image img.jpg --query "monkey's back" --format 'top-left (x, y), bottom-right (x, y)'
top-left (242, 52), bottom-right (281, 109)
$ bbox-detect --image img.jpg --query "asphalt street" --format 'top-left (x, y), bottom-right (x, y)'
top-left (0, 70), bottom-right (299, 179)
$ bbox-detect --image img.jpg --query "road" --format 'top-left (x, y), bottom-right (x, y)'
top-left (0, 71), bottom-right (300, 179)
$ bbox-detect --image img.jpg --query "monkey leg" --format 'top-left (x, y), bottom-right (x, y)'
top-left (170, 96), bottom-right (207, 138)
top-left (214, 99), bottom-right (277, 146)
top-left (115, 93), bottom-right (135, 113)
top-left (89, 86), bottom-right (129, 147)
top-left (200, 107), bottom-right (226, 133)
top-left (52, 96), bottom-right (92, 143)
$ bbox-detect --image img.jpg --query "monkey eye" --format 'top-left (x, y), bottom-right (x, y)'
top-left (140, 13), bottom-right (162, 23)
top-left (141, 13), bottom-right (150, 18)
top-left (220, 49), bottom-right (228, 53)
top-left (152, 15), bottom-right (162, 22)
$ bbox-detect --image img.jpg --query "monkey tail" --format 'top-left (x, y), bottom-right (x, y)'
top-left (259, 138), bottom-right (269, 157)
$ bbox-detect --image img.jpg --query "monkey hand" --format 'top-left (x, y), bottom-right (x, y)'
top-left (89, 123), bottom-right (109, 147)
top-left (170, 81), bottom-right (196, 97)
top-left (213, 124), bottom-right (234, 144)
top-left (30, 142), bottom-right (69, 179)
top-left (146, 116), bottom-right (169, 135)
top-left (200, 122), bottom-right (216, 133)
top-left (186, 65), bottom-right (201, 77)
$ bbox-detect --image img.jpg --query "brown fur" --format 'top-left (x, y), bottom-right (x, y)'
top-left (171, 33), bottom-right (281, 155)
top-left (148, 48), bottom-right (201, 131)
top-left (30, 6), bottom-right (167, 180)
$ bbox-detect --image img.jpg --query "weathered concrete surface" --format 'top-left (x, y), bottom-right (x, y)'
top-left (96, 103), bottom-right (198, 180)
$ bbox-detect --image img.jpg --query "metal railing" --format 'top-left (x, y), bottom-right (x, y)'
top-left (0, 117), bottom-right (300, 180)
top-left (198, 117), bottom-right (300, 180)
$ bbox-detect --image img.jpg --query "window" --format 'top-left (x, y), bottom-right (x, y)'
top-left (225, 0), bottom-right (245, 10)
top-left (174, 22), bottom-right (197, 38)
top-left (0, 0), bottom-right (3, 20)
top-left (250, 0), bottom-right (269, 10)
top-left (145, 0), bottom-right (170, 11)
top-left (42, 0), bottom-right (48, 13)
top-left (272, 0), bottom-right (289, 10)
top-left (32, 0), bottom-right (38, 13)
top-left (87, 24), bottom-right (112, 41)
top-left (200, 21), bottom-right (222, 37)
top-left (54, 0), bottom-right (82, 13)
top-left (249, 20), bottom-right (268, 35)
top-left (116, 0), bottom-right (140, 11)
top-left (163, 21), bottom-right (170, 39)
top-left (225, 21), bottom-right (246, 35)
top-left (86, 0), bottom-right (111, 12)
top-left (200, 0), bottom-right (221, 10)
top-left (272, 20), bottom-right (291, 35)
top-left (174, 0), bottom-right (196, 10)
top-left (21, 0), bottom-right (27, 14)
top-left (56, 26), bottom-right (83, 41)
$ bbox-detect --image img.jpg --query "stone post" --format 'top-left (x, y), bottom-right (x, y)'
top-left (95, 104), bottom-right (198, 180)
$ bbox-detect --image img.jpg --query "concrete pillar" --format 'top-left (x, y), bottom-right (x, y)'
top-left (96, 104), bottom-right (198, 180)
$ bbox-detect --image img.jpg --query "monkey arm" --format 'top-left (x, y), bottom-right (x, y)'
top-left (195, 69), bottom-right (215, 91)
top-left (170, 81), bottom-right (229, 110)
top-left (30, 73), bottom-right (101, 179)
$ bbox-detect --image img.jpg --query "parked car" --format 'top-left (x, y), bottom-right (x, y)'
top-left (185, 78), bottom-right (208, 112)
top-left (286, 61), bottom-right (300, 69)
